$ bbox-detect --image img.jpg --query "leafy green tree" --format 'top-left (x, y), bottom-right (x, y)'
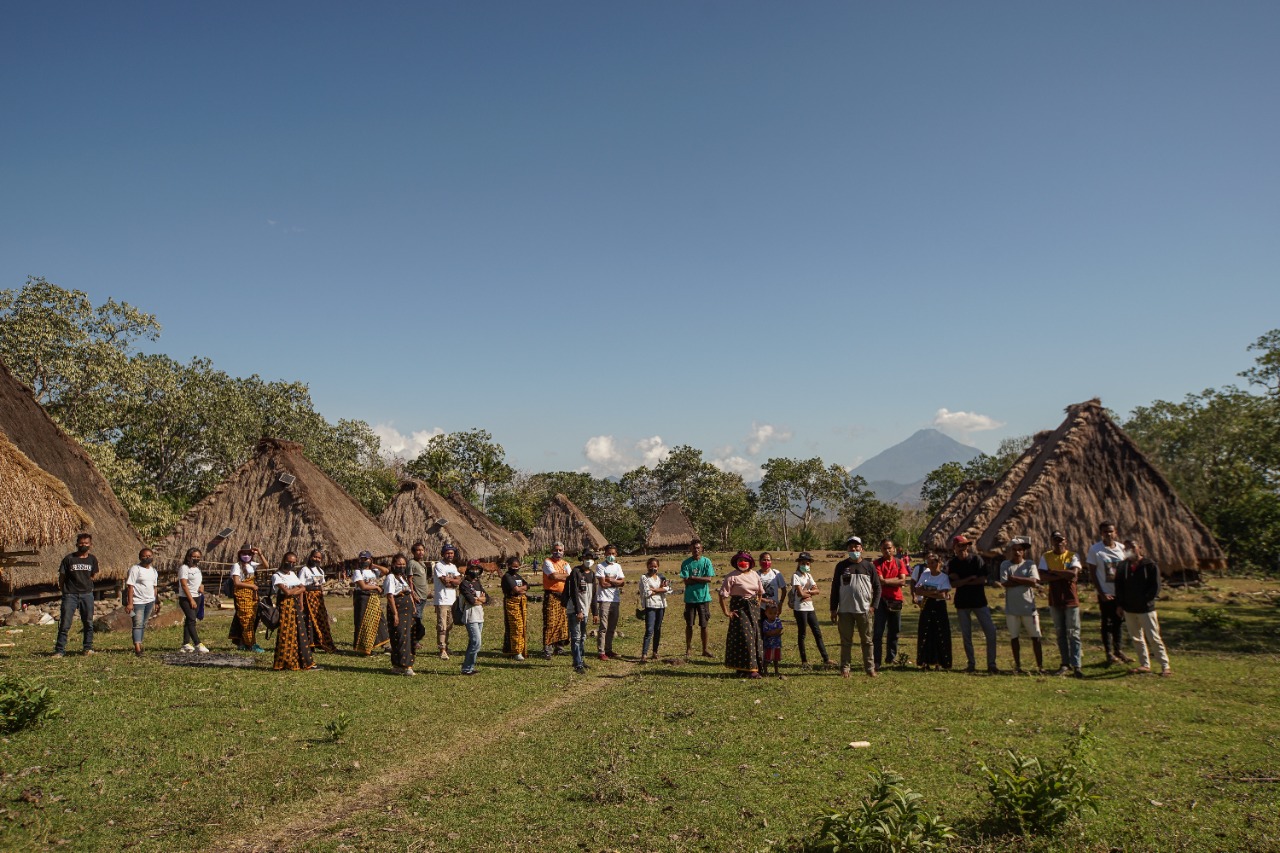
top-left (406, 429), bottom-right (515, 510)
top-left (919, 435), bottom-right (1033, 516)
top-left (759, 457), bottom-right (859, 549)
top-left (620, 446), bottom-right (754, 548)
top-left (843, 475), bottom-right (904, 547)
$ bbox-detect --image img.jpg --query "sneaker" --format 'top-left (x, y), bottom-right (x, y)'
top-left (574, 665), bottom-right (587, 674)
top-left (1054, 665), bottom-right (1071, 677)
top-left (403, 668), bottom-right (416, 676)
top-left (83, 649), bottom-right (96, 656)
top-left (196, 644), bottom-right (210, 654)
top-left (180, 643), bottom-right (195, 653)
top-left (541, 649), bottom-right (553, 660)
top-left (1072, 668), bottom-right (1085, 679)
top-left (461, 669), bottom-right (477, 676)
top-left (250, 645), bottom-right (265, 653)
top-left (515, 654), bottom-right (525, 661)
top-left (598, 653), bottom-right (609, 661)
top-left (439, 650), bottom-right (450, 661)
top-left (53, 651), bottom-right (65, 658)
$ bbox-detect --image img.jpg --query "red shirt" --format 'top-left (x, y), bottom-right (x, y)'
top-left (873, 556), bottom-right (911, 603)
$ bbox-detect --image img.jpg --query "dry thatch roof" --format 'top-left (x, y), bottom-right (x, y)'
top-left (446, 490), bottom-right (528, 560)
top-left (378, 479), bottom-right (505, 563)
top-left (0, 358), bottom-right (144, 593)
top-left (0, 428), bottom-right (92, 550)
top-left (646, 501), bottom-right (697, 552)
top-left (938, 400), bottom-right (1225, 572)
top-left (530, 494), bottom-right (608, 555)
top-left (919, 479), bottom-right (993, 551)
top-left (155, 437), bottom-right (399, 569)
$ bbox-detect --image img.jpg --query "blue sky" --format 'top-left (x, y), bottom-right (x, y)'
top-left (3, 2), bottom-right (1277, 479)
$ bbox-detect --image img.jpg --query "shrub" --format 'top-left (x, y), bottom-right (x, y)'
top-left (802, 770), bottom-right (956, 852)
top-left (324, 712), bottom-right (352, 743)
top-left (979, 724), bottom-right (1100, 835)
top-left (0, 674), bottom-right (62, 734)
top-left (1189, 607), bottom-right (1242, 632)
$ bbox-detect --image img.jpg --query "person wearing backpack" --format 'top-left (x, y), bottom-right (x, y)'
top-left (458, 560), bottom-right (488, 675)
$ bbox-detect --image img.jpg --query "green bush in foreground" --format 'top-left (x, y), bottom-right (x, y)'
top-left (0, 674), bottom-right (62, 734)
top-left (802, 769), bottom-right (957, 852)
top-left (979, 723), bottom-right (1100, 836)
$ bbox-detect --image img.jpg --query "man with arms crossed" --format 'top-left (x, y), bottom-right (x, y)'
top-left (680, 538), bottom-right (716, 658)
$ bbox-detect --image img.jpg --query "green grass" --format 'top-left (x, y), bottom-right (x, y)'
top-left (1, 559), bottom-right (1278, 852)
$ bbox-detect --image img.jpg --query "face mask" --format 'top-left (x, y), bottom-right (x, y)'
top-left (552, 551), bottom-right (563, 559)
top-left (286, 562), bottom-right (297, 569)
top-left (189, 559), bottom-right (199, 567)
top-left (584, 559), bottom-right (595, 568)
top-left (1123, 550), bottom-right (1137, 561)
top-left (141, 558), bottom-right (153, 566)
top-left (761, 560), bottom-right (772, 569)
top-left (848, 551), bottom-right (862, 561)
top-left (240, 555), bottom-right (253, 564)
top-left (738, 561), bottom-right (750, 570)
top-left (606, 555), bottom-right (616, 564)
top-left (307, 559), bottom-right (319, 568)
top-left (77, 545), bottom-right (90, 554)
top-left (800, 564), bottom-right (811, 572)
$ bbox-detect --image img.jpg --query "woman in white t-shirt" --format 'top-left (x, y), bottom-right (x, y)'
top-left (229, 547), bottom-right (267, 652)
top-left (299, 550), bottom-right (337, 653)
top-left (912, 552), bottom-right (953, 671)
top-left (125, 548), bottom-right (160, 657)
top-left (639, 557), bottom-right (672, 662)
top-left (383, 555), bottom-right (417, 676)
top-left (352, 551), bottom-right (390, 655)
top-left (458, 560), bottom-right (488, 675)
top-left (790, 553), bottom-right (832, 670)
top-left (177, 548), bottom-right (209, 653)
top-left (270, 552), bottom-right (316, 672)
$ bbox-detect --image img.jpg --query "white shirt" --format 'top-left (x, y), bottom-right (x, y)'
top-left (912, 567), bottom-right (953, 593)
top-left (594, 562), bottom-right (625, 603)
top-left (272, 570), bottom-right (303, 593)
top-left (640, 574), bottom-right (669, 609)
top-left (300, 565), bottom-right (325, 588)
top-left (791, 572), bottom-right (817, 611)
top-left (177, 564), bottom-right (203, 599)
top-left (351, 567), bottom-right (379, 586)
top-left (433, 561), bottom-right (460, 606)
top-left (231, 562), bottom-right (256, 580)
top-left (1087, 541), bottom-right (1125, 596)
top-left (383, 573), bottom-right (410, 596)
top-left (126, 564), bottom-right (158, 605)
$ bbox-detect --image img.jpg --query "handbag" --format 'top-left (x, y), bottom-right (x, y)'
top-left (257, 598), bottom-right (281, 631)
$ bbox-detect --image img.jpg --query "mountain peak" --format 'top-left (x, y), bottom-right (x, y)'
top-left (852, 428), bottom-right (981, 487)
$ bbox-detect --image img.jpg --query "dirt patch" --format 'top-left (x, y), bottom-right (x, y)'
top-left (162, 652), bottom-right (258, 668)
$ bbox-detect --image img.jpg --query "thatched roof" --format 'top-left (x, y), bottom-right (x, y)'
top-left (919, 479), bottom-right (993, 551)
top-left (646, 501), bottom-right (697, 552)
top-left (446, 490), bottom-right (528, 560)
top-left (155, 437), bottom-right (399, 570)
top-left (0, 358), bottom-right (144, 593)
top-left (940, 400), bottom-right (1225, 572)
top-left (0, 428), bottom-right (92, 550)
top-left (530, 494), bottom-right (608, 555)
top-left (378, 479), bottom-right (505, 563)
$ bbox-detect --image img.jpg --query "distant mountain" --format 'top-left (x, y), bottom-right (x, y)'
top-left (854, 429), bottom-right (982, 504)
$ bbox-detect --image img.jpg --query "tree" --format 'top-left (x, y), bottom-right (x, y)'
top-left (406, 429), bottom-right (515, 510)
top-left (758, 457), bottom-right (852, 548)
top-left (844, 475), bottom-right (904, 547)
top-left (620, 446), bottom-right (754, 548)
top-left (919, 435), bottom-right (1033, 516)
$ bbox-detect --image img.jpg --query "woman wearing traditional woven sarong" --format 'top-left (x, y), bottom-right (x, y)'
top-left (912, 552), bottom-right (953, 671)
top-left (719, 551), bottom-right (765, 679)
top-left (501, 557), bottom-right (529, 660)
top-left (384, 555), bottom-right (417, 675)
top-left (351, 551), bottom-right (390, 655)
top-left (272, 554), bottom-right (317, 671)
top-left (299, 549), bottom-right (337, 653)
top-left (229, 548), bottom-right (267, 652)
top-left (540, 542), bottom-right (571, 659)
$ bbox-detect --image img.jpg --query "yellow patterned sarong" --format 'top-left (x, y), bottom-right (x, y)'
top-left (504, 596), bottom-right (528, 657)
top-left (229, 586), bottom-right (258, 647)
top-left (354, 591), bottom-right (390, 655)
top-left (273, 596), bottom-right (315, 671)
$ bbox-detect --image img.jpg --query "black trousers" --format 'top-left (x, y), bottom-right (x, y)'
top-left (1099, 598), bottom-right (1124, 657)
top-left (178, 595), bottom-right (202, 646)
top-left (872, 599), bottom-right (902, 670)
top-left (792, 609), bottom-right (829, 663)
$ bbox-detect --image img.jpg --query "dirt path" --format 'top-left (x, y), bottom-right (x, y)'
top-left (209, 664), bottom-right (634, 852)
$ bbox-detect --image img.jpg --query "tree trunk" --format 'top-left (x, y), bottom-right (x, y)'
top-left (781, 510), bottom-right (789, 550)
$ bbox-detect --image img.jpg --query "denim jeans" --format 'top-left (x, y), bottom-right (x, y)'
top-left (955, 605), bottom-right (998, 669)
top-left (55, 591), bottom-right (95, 653)
top-left (1050, 605), bottom-right (1082, 669)
top-left (569, 614), bottom-right (587, 668)
top-left (462, 620), bottom-right (483, 672)
top-left (178, 595), bottom-right (202, 646)
top-left (131, 602), bottom-right (154, 644)
top-left (792, 610), bottom-right (829, 663)
top-left (872, 599), bottom-right (903, 670)
top-left (641, 607), bottom-right (665, 657)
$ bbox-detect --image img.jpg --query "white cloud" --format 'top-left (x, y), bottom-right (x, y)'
top-left (745, 421), bottom-right (792, 455)
top-left (373, 423), bottom-right (445, 460)
top-left (582, 434), bottom-right (672, 476)
top-left (932, 408), bottom-right (1004, 439)
top-left (711, 455), bottom-right (762, 481)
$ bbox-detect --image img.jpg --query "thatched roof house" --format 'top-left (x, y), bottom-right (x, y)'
top-left (919, 479), bottom-right (993, 552)
top-left (155, 437), bottom-right (399, 571)
top-left (446, 490), bottom-right (528, 560)
top-left (0, 429), bottom-right (93, 586)
top-left (530, 494), bottom-right (608, 555)
top-left (379, 479), bottom-right (505, 564)
top-left (646, 501), bottom-right (697, 553)
top-left (0, 358), bottom-right (144, 595)
top-left (935, 400), bottom-right (1225, 574)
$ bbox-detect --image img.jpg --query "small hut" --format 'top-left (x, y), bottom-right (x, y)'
top-left (919, 478), bottom-right (994, 552)
top-left (0, 358), bottom-right (144, 599)
top-left (0, 429), bottom-right (94, 596)
top-left (530, 494), bottom-right (608, 555)
top-left (446, 490), bottom-right (528, 561)
top-left (154, 437), bottom-right (399, 574)
top-left (379, 480), bottom-right (505, 564)
top-left (645, 501), bottom-right (697, 553)
top-left (938, 400), bottom-right (1225, 576)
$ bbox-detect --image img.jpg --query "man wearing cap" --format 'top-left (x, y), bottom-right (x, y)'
top-left (562, 549), bottom-right (597, 673)
top-left (680, 538), bottom-right (716, 658)
top-left (594, 543), bottom-right (626, 660)
top-left (1039, 532), bottom-right (1084, 678)
top-left (830, 535), bottom-right (881, 678)
top-left (541, 542), bottom-right (572, 659)
top-left (999, 537), bottom-right (1044, 674)
top-left (433, 545), bottom-right (462, 660)
top-left (1087, 521), bottom-right (1130, 666)
top-left (1115, 539), bottom-right (1172, 677)
top-left (872, 538), bottom-right (911, 673)
top-left (947, 535), bottom-right (999, 674)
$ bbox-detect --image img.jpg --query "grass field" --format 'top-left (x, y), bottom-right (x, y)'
top-left (2, 552), bottom-right (1278, 852)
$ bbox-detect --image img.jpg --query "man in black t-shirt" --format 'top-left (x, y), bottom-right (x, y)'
top-left (54, 532), bottom-right (100, 657)
top-left (946, 534), bottom-right (999, 673)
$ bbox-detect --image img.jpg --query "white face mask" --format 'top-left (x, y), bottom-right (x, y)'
top-left (606, 555), bottom-right (616, 564)
top-left (1123, 550), bottom-right (1137, 561)
top-left (584, 559), bottom-right (595, 568)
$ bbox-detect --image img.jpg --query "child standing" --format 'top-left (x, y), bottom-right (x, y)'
top-left (761, 604), bottom-right (785, 677)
